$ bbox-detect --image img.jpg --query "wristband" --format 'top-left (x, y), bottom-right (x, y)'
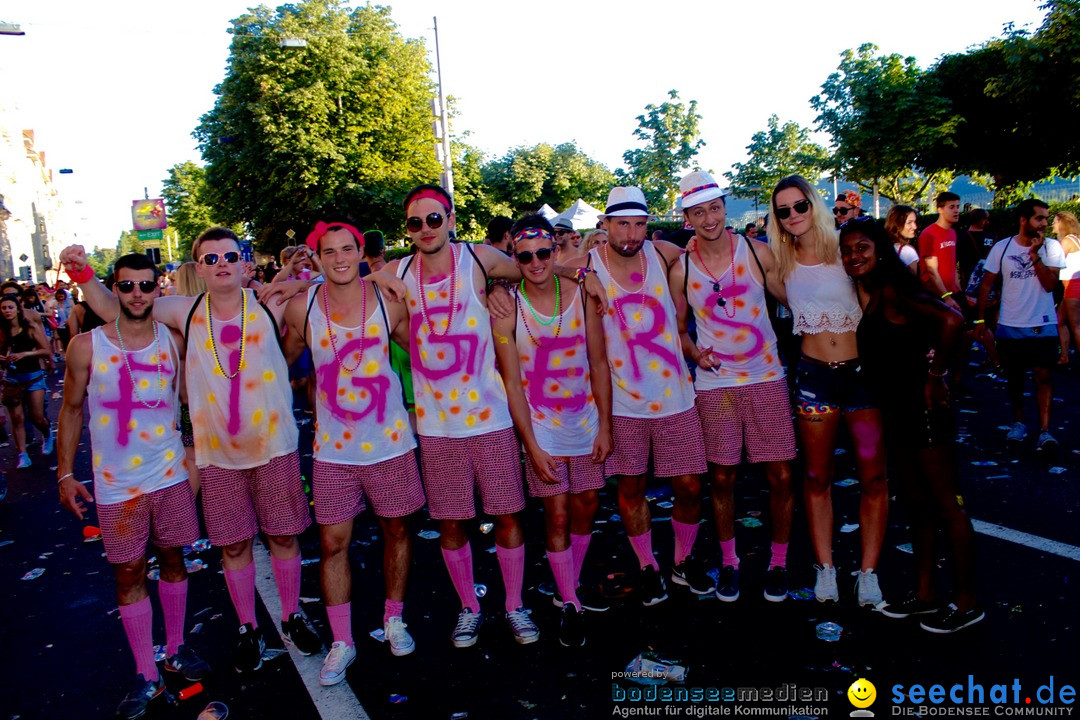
top-left (65, 264), bottom-right (96, 284)
top-left (58, 472), bottom-right (75, 484)
top-left (972, 319), bottom-right (986, 325)
top-left (927, 369), bottom-right (947, 379)
top-left (940, 291), bottom-right (952, 299)
top-left (575, 267), bottom-right (594, 285)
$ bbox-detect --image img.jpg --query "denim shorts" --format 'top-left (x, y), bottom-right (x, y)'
top-left (793, 356), bottom-right (875, 415)
top-left (1, 370), bottom-right (47, 407)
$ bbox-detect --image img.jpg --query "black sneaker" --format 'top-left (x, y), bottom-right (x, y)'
top-left (763, 566), bottom-right (788, 603)
top-left (671, 556), bottom-right (715, 595)
top-left (282, 611), bottom-right (323, 655)
top-left (639, 565), bottom-right (668, 607)
top-left (553, 584), bottom-right (612, 613)
top-left (715, 565), bottom-right (739, 602)
top-left (558, 603), bottom-right (585, 648)
top-left (233, 623), bottom-right (265, 673)
top-left (880, 594), bottom-right (940, 619)
top-left (164, 644), bottom-right (211, 682)
top-left (919, 604), bottom-right (985, 634)
top-left (116, 673), bottom-right (163, 720)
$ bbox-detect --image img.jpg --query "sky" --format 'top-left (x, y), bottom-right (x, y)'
top-left (0, 0), bottom-right (1046, 251)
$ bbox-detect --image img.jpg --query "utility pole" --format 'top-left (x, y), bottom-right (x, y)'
top-left (433, 16), bottom-right (453, 197)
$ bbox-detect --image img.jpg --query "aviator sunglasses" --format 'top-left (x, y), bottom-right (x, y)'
top-left (115, 280), bottom-right (159, 294)
top-left (774, 199), bottom-right (812, 220)
top-left (832, 206), bottom-right (855, 216)
top-left (514, 247), bottom-right (555, 264)
top-left (406, 212), bottom-right (446, 232)
top-left (200, 251), bottom-right (240, 266)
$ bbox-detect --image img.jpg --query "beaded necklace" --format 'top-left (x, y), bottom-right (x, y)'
top-left (321, 281), bottom-right (367, 374)
top-left (603, 242), bottom-right (648, 330)
top-left (694, 230), bottom-right (737, 319)
top-left (205, 290), bottom-right (247, 380)
top-left (114, 316), bottom-right (165, 409)
top-left (416, 243), bottom-right (457, 337)
top-left (517, 276), bottom-right (563, 347)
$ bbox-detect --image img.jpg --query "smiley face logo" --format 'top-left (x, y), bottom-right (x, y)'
top-left (848, 679), bottom-right (877, 709)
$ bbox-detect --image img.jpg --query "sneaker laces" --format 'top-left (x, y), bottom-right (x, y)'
top-left (506, 608), bottom-right (537, 635)
top-left (385, 617), bottom-right (409, 644)
top-left (453, 609), bottom-right (480, 635)
top-left (853, 569), bottom-right (882, 603)
top-left (323, 641), bottom-right (352, 671)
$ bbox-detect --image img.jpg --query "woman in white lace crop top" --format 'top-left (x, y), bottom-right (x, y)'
top-left (767, 175), bottom-right (888, 605)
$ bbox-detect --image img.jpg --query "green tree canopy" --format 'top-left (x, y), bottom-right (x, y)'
top-left (194, 0), bottom-right (442, 251)
top-left (724, 115), bottom-right (830, 207)
top-left (481, 142), bottom-right (614, 220)
top-left (161, 161), bottom-right (221, 260)
top-left (617, 90), bottom-right (704, 214)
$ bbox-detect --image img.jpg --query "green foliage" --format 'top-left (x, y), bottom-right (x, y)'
top-left (724, 115), bottom-right (830, 206)
top-left (481, 142), bottom-right (614, 220)
top-left (161, 162), bottom-right (232, 260)
top-left (194, 0), bottom-right (442, 253)
top-left (812, 44), bottom-right (957, 204)
top-left (449, 137), bottom-right (506, 240)
top-left (646, 221), bottom-right (684, 235)
top-left (85, 246), bottom-right (118, 278)
top-left (618, 90), bottom-right (705, 214)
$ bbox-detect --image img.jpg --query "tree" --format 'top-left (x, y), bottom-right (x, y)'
top-left (618, 90), bottom-right (704, 214)
top-left (194, 0), bottom-right (442, 251)
top-left (161, 162), bottom-right (220, 260)
top-left (724, 115), bottom-right (830, 208)
top-left (811, 44), bottom-right (957, 206)
top-left (85, 246), bottom-right (118, 278)
top-left (448, 137), bottom-right (508, 241)
top-left (481, 142), bottom-right (615, 220)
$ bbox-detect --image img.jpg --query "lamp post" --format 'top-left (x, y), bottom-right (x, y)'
top-left (433, 16), bottom-right (453, 196)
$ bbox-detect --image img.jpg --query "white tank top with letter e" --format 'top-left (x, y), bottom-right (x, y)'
top-left (514, 286), bottom-right (597, 457)
top-left (398, 244), bottom-right (513, 438)
top-left (185, 289), bottom-right (298, 469)
top-left (87, 324), bottom-right (188, 505)
top-left (589, 242), bottom-right (695, 419)
top-left (306, 285), bottom-right (416, 465)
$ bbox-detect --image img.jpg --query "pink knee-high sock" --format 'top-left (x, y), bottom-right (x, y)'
top-left (326, 602), bottom-right (353, 647)
top-left (158, 578), bottom-right (188, 657)
top-left (769, 541), bottom-right (789, 569)
top-left (628, 531), bottom-right (659, 571)
top-left (496, 544), bottom-right (525, 613)
top-left (384, 598), bottom-right (404, 625)
top-left (720, 538), bottom-right (739, 568)
top-left (224, 562), bottom-right (258, 628)
top-left (570, 533), bottom-right (592, 586)
top-left (547, 548), bottom-right (580, 611)
top-left (672, 519), bottom-right (700, 566)
top-left (441, 544), bottom-right (479, 613)
top-left (119, 596), bottom-right (159, 682)
top-left (271, 554), bottom-right (302, 622)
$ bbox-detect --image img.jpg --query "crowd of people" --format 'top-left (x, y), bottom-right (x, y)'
top-left (29, 171), bottom-right (1074, 719)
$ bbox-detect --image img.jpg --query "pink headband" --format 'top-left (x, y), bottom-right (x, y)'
top-left (305, 221), bottom-right (364, 251)
top-left (408, 189), bottom-right (452, 212)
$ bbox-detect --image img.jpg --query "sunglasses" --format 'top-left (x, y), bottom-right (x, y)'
top-left (200, 251), bottom-right (240, 266)
top-left (554, 229), bottom-right (573, 236)
top-left (406, 212), bottom-right (446, 232)
top-left (835, 206), bottom-right (860, 216)
top-left (514, 247), bottom-right (555, 264)
top-left (115, 280), bottom-right (159, 294)
top-left (774, 199), bottom-right (812, 220)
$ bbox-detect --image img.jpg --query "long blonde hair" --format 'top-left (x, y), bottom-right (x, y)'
top-left (766, 175), bottom-right (838, 280)
top-left (1056, 211), bottom-right (1080, 239)
top-left (582, 229), bottom-right (608, 255)
top-left (174, 261), bottom-right (206, 297)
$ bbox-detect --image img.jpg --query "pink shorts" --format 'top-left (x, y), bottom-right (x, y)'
top-left (313, 452), bottom-right (426, 525)
top-left (98, 481), bottom-right (200, 565)
top-left (697, 380), bottom-right (797, 466)
top-left (605, 407), bottom-right (708, 478)
top-left (199, 451), bottom-right (311, 547)
top-left (525, 453), bottom-right (606, 498)
top-left (418, 427), bottom-right (526, 519)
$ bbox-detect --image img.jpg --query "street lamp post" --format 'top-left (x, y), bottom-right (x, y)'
top-left (433, 16), bottom-right (453, 197)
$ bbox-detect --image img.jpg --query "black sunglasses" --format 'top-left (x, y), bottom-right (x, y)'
top-left (200, 251), bottom-right (240, 266)
top-left (774, 199), bottom-right (812, 220)
top-left (406, 212), bottom-right (445, 232)
top-left (514, 247), bottom-right (555, 264)
top-left (832, 206), bottom-right (855, 216)
top-left (115, 280), bottom-right (159, 294)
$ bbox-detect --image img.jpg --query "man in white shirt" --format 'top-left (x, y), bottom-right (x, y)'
top-left (976, 198), bottom-right (1066, 453)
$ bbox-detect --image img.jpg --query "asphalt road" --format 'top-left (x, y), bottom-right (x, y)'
top-left (1, 354), bottom-right (1077, 720)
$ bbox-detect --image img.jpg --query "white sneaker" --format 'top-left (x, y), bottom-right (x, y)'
top-left (451, 608), bottom-right (482, 648)
top-left (814, 564), bottom-right (838, 603)
top-left (319, 641), bottom-right (356, 686)
top-left (506, 607), bottom-right (540, 645)
top-left (384, 616), bottom-right (415, 657)
top-left (853, 569), bottom-right (884, 608)
top-left (1006, 422), bottom-right (1028, 443)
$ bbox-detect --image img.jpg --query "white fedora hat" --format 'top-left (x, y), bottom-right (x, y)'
top-left (679, 170), bottom-right (729, 210)
top-left (600, 187), bottom-right (649, 218)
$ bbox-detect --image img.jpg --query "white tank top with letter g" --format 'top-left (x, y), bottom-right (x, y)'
top-left (87, 324), bottom-right (188, 505)
top-left (589, 242), bottom-right (696, 419)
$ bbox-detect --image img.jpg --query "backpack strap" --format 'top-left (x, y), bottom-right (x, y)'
top-left (683, 250), bottom-right (691, 303)
top-left (302, 286), bottom-right (318, 349)
top-left (183, 293), bottom-right (205, 342)
top-left (462, 241), bottom-right (490, 286)
top-left (742, 234), bottom-right (767, 285)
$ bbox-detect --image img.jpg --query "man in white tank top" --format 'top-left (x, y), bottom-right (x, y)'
top-left (60, 230), bottom-right (326, 673)
top-left (58, 254), bottom-right (208, 719)
top-left (282, 217), bottom-right (426, 685)
top-left (671, 171), bottom-right (797, 605)
top-left (563, 187), bottom-right (709, 606)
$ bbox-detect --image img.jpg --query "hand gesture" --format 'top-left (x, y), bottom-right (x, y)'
top-left (527, 447), bottom-right (560, 485)
top-left (581, 272), bottom-right (608, 314)
top-left (59, 475), bottom-right (94, 521)
top-left (591, 426), bottom-right (613, 464)
top-left (368, 271), bottom-right (407, 303)
top-left (487, 282), bottom-right (513, 319)
top-left (59, 245), bottom-right (88, 276)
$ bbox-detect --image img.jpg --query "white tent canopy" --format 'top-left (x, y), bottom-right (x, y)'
top-left (537, 203), bottom-right (559, 220)
top-left (554, 198), bottom-right (604, 230)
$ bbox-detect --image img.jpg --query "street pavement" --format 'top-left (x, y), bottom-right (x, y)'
top-left (1, 353), bottom-right (1077, 720)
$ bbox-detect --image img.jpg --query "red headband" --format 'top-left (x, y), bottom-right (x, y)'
top-left (408, 189), bottom-right (452, 213)
top-left (305, 221), bottom-right (364, 251)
